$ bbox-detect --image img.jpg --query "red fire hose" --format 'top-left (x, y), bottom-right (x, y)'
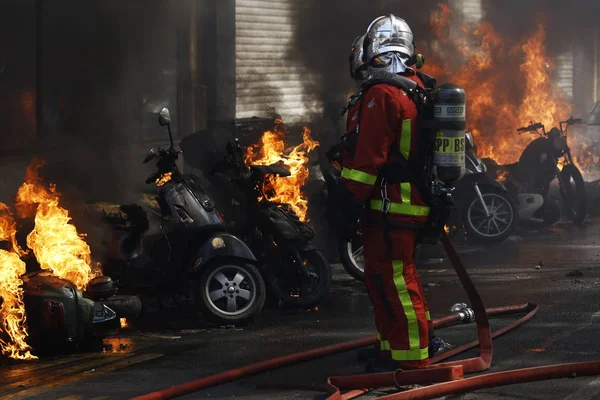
top-left (133, 236), bottom-right (600, 400)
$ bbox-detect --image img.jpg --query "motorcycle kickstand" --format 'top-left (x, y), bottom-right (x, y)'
top-left (473, 183), bottom-right (491, 217)
top-left (292, 251), bottom-right (314, 281)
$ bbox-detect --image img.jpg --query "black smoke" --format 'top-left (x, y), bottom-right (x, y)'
top-left (485, 0), bottom-right (600, 56)
top-left (32, 0), bottom-right (185, 206)
top-left (290, 0), bottom-right (443, 119)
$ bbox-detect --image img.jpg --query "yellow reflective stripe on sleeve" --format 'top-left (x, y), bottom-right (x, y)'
top-left (341, 168), bottom-right (377, 186)
top-left (391, 260), bottom-right (427, 361)
top-left (426, 311), bottom-right (431, 321)
top-left (400, 182), bottom-right (411, 204)
top-left (370, 200), bottom-right (430, 217)
top-left (400, 119), bottom-right (411, 159)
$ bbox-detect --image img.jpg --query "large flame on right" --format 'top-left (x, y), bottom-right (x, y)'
top-left (425, 4), bottom-right (598, 178)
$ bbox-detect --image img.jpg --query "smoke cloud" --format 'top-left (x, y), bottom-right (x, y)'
top-left (32, 0), bottom-right (188, 206)
top-left (485, 0), bottom-right (600, 55)
top-left (290, 0), bottom-right (442, 114)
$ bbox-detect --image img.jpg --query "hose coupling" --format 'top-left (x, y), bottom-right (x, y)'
top-left (450, 303), bottom-right (475, 323)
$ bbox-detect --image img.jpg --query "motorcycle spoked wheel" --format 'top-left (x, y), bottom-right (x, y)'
top-left (338, 230), bottom-right (365, 282)
top-left (197, 259), bottom-right (266, 325)
top-left (267, 249), bottom-right (332, 309)
top-left (463, 186), bottom-right (518, 244)
top-left (559, 165), bottom-right (588, 226)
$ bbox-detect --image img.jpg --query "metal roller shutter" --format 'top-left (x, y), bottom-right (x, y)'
top-left (449, 0), bottom-right (486, 24)
top-left (556, 50), bottom-right (574, 99)
top-left (235, 0), bottom-right (322, 122)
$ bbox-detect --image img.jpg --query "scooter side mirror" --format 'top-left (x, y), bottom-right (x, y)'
top-left (143, 149), bottom-right (156, 163)
top-left (158, 107), bottom-right (171, 127)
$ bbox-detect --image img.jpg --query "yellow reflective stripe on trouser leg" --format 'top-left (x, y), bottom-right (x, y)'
top-left (400, 182), bottom-right (412, 205)
top-left (400, 119), bottom-right (411, 159)
top-left (391, 260), bottom-right (428, 361)
top-left (341, 168), bottom-right (377, 185)
top-left (425, 311), bottom-right (431, 321)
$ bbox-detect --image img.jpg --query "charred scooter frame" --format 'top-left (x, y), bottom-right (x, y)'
top-left (105, 108), bottom-right (266, 325)
top-left (213, 138), bottom-right (332, 309)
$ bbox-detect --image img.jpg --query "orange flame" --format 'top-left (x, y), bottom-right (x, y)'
top-left (0, 203), bottom-right (36, 360)
top-left (15, 159), bottom-right (100, 291)
top-left (244, 119), bottom-right (319, 222)
top-left (156, 172), bottom-right (172, 187)
top-left (424, 4), bottom-right (597, 179)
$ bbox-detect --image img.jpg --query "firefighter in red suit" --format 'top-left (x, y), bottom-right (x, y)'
top-left (333, 15), bottom-right (438, 371)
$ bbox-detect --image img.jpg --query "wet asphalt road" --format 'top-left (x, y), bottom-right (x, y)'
top-left (3, 218), bottom-right (600, 400)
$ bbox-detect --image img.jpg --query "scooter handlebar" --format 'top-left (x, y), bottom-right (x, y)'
top-left (516, 122), bottom-right (543, 133)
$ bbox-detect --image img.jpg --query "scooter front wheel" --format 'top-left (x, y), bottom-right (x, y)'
top-left (267, 249), bottom-right (332, 309)
top-left (197, 259), bottom-right (266, 325)
top-left (559, 164), bottom-right (587, 226)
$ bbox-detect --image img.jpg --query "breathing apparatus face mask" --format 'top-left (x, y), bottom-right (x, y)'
top-left (369, 52), bottom-right (414, 74)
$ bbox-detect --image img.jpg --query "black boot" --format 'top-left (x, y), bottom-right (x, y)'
top-left (357, 344), bottom-right (380, 362)
top-left (364, 357), bottom-right (402, 374)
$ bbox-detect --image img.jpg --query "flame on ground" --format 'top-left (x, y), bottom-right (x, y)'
top-left (425, 4), bottom-right (597, 179)
top-left (15, 159), bottom-right (100, 291)
top-left (0, 203), bottom-right (36, 360)
top-left (244, 119), bottom-right (319, 222)
top-left (120, 318), bottom-right (129, 329)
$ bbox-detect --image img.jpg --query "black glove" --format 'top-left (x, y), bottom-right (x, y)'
top-left (330, 183), bottom-right (363, 241)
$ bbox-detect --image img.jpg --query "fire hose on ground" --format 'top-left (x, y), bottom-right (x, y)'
top-left (132, 236), bottom-right (600, 400)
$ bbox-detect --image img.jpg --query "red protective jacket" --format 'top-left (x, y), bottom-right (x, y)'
top-left (340, 73), bottom-right (430, 226)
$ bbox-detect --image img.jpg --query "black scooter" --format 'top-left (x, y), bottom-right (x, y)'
top-left (483, 117), bottom-right (588, 227)
top-left (213, 138), bottom-right (332, 309)
top-left (102, 108), bottom-right (266, 325)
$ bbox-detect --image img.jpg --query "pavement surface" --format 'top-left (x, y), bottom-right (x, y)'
top-left (2, 218), bottom-right (600, 400)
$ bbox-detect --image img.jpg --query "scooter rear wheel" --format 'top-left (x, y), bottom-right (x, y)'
top-left (464, 186), bottom-right (518, 244)
top-left (197, 259), bottom-right (266, 325)
top-left (267, 249), bottom-right (332, 309)
top-left (339, 231), bottom-right (365, 282)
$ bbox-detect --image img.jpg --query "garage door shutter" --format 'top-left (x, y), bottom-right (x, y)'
top-left (235, 0), bottom-right (321, 123)
top-left (555, 50), bottom-right (574, 99)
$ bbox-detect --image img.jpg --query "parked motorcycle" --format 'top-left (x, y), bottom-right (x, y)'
top-left (483, 117), bottom-right (588, 227)
top-left (103, 108), bottom-right (266, 325)
top-left (213, 138), bottom-right (332, 309)
top-left (325, 132), bottom-right (517, 282)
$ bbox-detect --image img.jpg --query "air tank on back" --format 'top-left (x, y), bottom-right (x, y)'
top-left (432, 83), bottom-right (466, 188)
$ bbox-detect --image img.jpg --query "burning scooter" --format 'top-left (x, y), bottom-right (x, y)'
top-left (100, 108), bottom-right (266, 325)
top-left (483, 117), bottom-right (588, 228)
top-left (213, 137), bottom-right (332, 309)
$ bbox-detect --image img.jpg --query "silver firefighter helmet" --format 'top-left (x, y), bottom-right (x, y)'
top-left (349, 34), bottom-right (369, 84)
top-left (363, 14), bottom-right (415, 64)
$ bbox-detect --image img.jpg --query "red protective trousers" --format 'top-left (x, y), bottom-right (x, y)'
top-left (362, 222), bottom-right (431, 369)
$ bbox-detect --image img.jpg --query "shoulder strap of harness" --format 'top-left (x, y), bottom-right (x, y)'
top-left (340, 93), bottom-right (361, 117)
top-left (361, 71), bottom-right (419, 95)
